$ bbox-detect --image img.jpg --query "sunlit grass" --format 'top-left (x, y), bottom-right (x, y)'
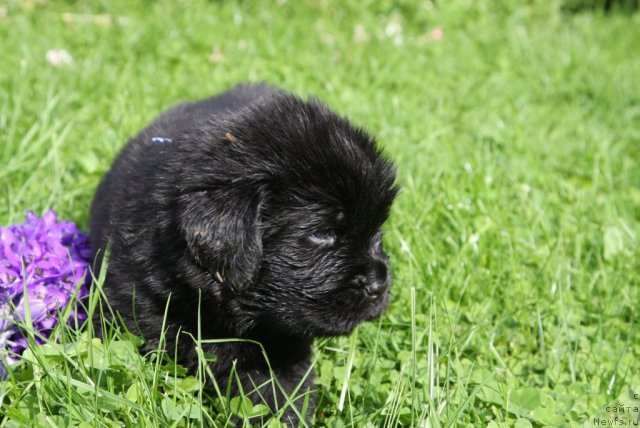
top-left (1, 0), bottom-right (639, 426)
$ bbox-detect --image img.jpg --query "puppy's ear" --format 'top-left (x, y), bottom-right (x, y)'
top-left (179, 186), bottom-right (264, 292)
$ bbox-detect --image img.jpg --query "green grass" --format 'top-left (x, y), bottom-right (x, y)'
top-left (1, 0), bottom-right (639, 426)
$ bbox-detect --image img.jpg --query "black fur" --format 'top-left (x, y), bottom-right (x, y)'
top-left (90, 84), bottom-right (398, 425)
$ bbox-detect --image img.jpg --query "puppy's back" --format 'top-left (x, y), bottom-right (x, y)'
top-left (151, 83), bottom-right (278, 138)
top-left (90, 84), bottom-right (278, 259)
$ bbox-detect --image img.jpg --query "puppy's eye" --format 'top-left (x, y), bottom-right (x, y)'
top-left (309, 230), bottom-right (337, 246)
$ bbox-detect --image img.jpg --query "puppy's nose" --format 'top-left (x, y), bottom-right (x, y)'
top-left (364, 279), bottom-right (388, 298)
top-left (355, 261), bottom-right (390, 299)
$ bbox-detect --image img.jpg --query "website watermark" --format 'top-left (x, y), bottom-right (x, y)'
top-left (586, 388), bottom-right (640, 427)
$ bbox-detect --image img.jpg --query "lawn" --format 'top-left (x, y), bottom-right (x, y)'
top-left (1, 0), bottom-right (639, 426)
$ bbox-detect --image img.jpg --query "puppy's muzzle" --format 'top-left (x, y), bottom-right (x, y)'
top-left (352, 260), bottom-right (390, 300)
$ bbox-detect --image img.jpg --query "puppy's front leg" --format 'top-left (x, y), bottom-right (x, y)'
top-left (201, 340), bottom-right (315, 426)
top-left (232, 361), bottom-right (316, 427)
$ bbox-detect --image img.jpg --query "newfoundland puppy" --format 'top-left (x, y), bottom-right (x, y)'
top-left (90, 84), bottom-right (398, 425)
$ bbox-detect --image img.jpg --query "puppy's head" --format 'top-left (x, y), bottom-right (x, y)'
top-left (176, 92), bottom-right (398, 337)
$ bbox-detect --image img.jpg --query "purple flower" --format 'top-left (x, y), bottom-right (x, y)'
top-left (0, 210), bottom-right (91, 376)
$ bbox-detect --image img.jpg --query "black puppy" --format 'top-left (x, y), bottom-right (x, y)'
top-left (90, 84), bottom-right (397, 425)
